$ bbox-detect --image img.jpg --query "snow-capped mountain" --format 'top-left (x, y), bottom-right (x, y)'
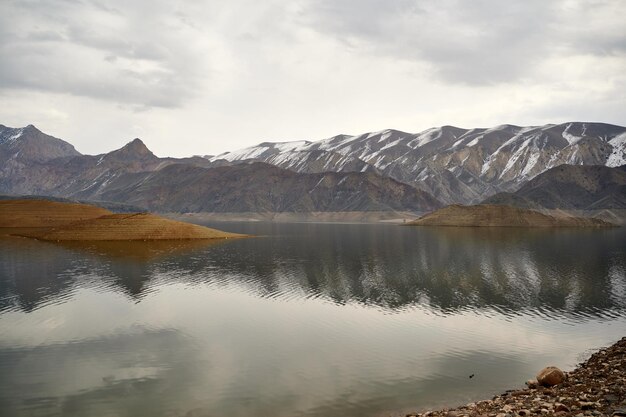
top-left (206, 122), bottom-right (626, 204)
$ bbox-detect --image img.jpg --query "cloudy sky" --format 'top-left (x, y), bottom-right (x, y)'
top-left (1, 0), bottom-right (625, 157)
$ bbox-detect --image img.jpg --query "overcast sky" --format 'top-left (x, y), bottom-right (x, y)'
top-left (1, 0), bottom-right (625, 157)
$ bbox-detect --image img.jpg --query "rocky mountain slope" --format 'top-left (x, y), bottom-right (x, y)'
top-left (0, 124), bottom-right (80, 163)
top-left (206, 122), bottom-right (626, 204)
top-left (0, 125), bottom-right (442, 213)
top-left (484, 165), bottom-right (626, 210)
top-left (86, 162), bottom-right (442, 213)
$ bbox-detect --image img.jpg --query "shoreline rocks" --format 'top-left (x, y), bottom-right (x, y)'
top-left (406, 337), bottom-right (626, 417)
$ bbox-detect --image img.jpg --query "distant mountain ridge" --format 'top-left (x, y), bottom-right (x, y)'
top-left (206, 122), bottom-right (626, 204)
top-left (1, 122), bottom-right (624, 215)
top-left (0, 124), bottom-right (442, 213)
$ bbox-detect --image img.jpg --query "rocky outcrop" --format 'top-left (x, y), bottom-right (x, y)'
top-left (408, 204), bottom-right (614, 227)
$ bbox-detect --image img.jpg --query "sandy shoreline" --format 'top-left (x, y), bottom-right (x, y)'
top-left (403, 337), bottom-right (626, 417)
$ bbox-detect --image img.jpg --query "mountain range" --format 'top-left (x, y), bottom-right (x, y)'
top-left (206, 122), bottom-right (626, 204)
top-left (0, 124), bottom-right (440, 213)
top-left (1, 122), bottom-right (625, 218)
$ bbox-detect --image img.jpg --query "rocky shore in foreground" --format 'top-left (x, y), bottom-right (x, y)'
top-left (407, 337), bottom-right (626, 417)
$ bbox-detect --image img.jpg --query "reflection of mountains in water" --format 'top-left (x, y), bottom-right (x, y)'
top-left (1, 225), bottom-right (625, 318)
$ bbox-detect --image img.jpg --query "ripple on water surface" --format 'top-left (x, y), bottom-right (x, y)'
top-left (0, 224), bottom-right (625, 417)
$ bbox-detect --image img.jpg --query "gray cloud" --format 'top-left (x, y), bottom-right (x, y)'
top-left (299, 0), bottom-right (626, 85)
top-left (0, 0), bottom-right (210, 108)
top-left (0, 0), bottom-right (623, 157)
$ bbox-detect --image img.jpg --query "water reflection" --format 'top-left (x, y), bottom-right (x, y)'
top-left (1, 226), bottom-right (625, 319)
top-left (0, 224), bottom-right (625, 417)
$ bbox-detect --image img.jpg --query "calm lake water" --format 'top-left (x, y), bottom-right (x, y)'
top-left (1, 223), bottom-right (625, 417)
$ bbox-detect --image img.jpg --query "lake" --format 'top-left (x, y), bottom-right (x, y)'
top-left (1, 223), bottom-right (625, 417)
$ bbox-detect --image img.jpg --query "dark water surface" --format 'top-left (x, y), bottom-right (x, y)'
top-left (1, 223), bottom-right (625, 417)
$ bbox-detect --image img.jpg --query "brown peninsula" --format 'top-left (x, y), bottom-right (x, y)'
top-left (0, 199), bottom-right (244, 241)
top-left (408, 204), bottom-right (614, 228)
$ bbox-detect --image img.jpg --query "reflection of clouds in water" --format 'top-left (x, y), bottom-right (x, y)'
top-left (1, 284), bottom-right (624, 417)
top-left (0, 225), bottom-right (625, 416)
top-left (0, 327), bottom-right (201, 417)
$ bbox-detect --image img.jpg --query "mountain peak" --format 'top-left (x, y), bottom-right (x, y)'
top-left (108, 138), bottom-right (155, 160)
top-left (22, 124), bottom-right (42, 134)
top-left (124, 138), bottom-right (150, 152)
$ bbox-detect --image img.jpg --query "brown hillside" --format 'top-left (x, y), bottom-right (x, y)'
top-left (0, 199), bottom-right (111, 227)
top-left (408, 204), bottom-right (614, 227)
top-left (19, 213), bottom-right (245, 241)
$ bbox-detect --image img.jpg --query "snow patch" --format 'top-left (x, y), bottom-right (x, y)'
top-left (606, 132), bottom-right (626, 167)
top-left (562, 123), bottom-right (583, 145)
top-left (521, 149), bottom-right (540, 177)
top-left (213, 146), bottom-right (270, 162)
top-left (450, 138), bottom-right (464, 149)
top-left (380, 138), bottom-right (405, 151)
top-left (0, 128), bottom-right (24, 144)
top-left (499, 138), bottom-right (533, 179)
top-left (480, 155), bottom-right (494, 176)
top-left (467, 136), bottom-right (483, 147)
top-left (8, 130), bottom-right (24, 142)
top-left (274, 141), bottom-right (309, 153)
top-left (378, 130), bottom-right (393, 142)
top-left (410, 128), bottom-right (442, 148)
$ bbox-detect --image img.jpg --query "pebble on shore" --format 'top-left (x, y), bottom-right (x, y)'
top-left (406, 336), bottom-right (626, 417)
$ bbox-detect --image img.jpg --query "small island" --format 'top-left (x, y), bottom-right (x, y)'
top-left (408, 204), bottom-right (615, 228)
top-left (1, 199), bottom-right (245, 241)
